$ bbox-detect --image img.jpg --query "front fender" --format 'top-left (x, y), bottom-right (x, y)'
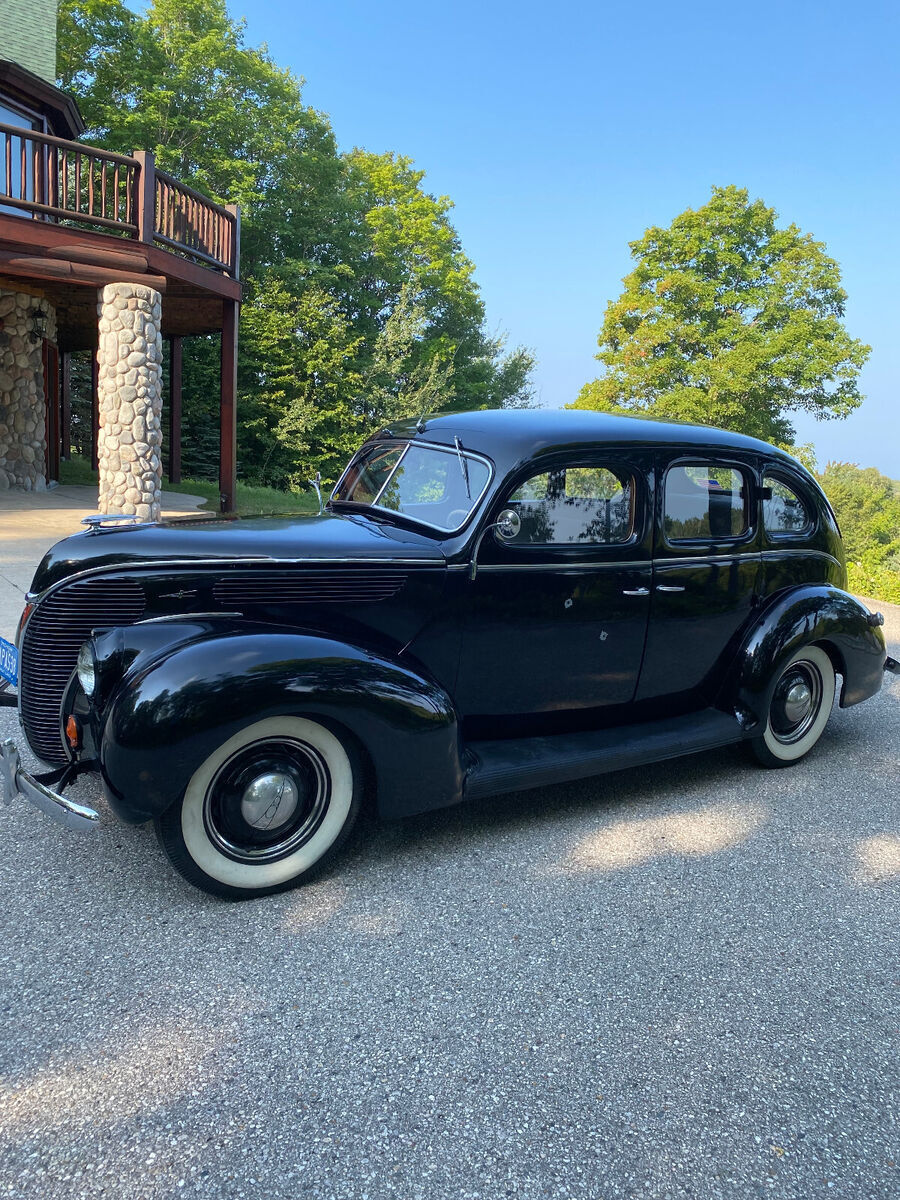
top-left (724, 586), bottom-right (886, 728)
top-left (97, 622), bottom-right (463, 824)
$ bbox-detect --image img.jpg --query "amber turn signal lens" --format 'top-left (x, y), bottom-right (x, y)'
top-left (16, 601), bottom-right (34, 648)
top-left (66, 715), bottom-right (81, 750)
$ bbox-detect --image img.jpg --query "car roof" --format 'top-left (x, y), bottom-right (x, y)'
top-left (379, 409), bottom-right (805, 472)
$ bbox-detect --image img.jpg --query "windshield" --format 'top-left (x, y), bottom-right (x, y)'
top-left (332, 440), bottom-right (492, 533)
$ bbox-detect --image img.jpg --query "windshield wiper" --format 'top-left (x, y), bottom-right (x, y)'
top-left (454, 436), bottom-right (471, 499)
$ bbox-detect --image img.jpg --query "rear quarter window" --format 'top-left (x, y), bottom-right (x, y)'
top-left (763, 474), bottom-right (813, 536)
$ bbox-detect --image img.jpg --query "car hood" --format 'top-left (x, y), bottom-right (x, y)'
top-left (30, 509), bottom-right (446, 593)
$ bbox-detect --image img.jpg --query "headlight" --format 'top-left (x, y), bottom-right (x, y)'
top-left (76, 642), bottom-right (96, 697)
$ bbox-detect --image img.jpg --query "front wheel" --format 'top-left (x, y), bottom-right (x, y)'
top-left (750, 645), bottom-right (836, 768)
top-left (155, 716), bottom-right (360, 898)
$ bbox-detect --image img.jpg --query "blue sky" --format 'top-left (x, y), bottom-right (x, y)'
top-left (236, 0), bottom-right (899, 476)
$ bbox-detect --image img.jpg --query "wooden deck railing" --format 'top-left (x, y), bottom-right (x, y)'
top-left (0, 123), bottom-right (239, 277)
top-left (153, 167), bottom-right (239, 278)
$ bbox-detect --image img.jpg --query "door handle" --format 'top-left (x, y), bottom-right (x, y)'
top-left (622, 587), bottom-right (650, 596)
top-left (656, 584), bottom-right (686, 592)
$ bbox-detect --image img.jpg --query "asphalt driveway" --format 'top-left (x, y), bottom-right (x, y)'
top-left (0, 609), bottom-right (897, 1200)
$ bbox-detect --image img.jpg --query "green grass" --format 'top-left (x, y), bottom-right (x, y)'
top-left (57, 454), bottom-right (98, 487)
top-left (58, 455), bottom-right (318, 517)
top-left (163, 477), bottom-right (319, 516)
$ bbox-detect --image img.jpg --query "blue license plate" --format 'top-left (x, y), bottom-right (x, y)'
top-left (0, 637), bottom-right (18, 687)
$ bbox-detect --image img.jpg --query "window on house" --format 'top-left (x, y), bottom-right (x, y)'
top-left (0, 101), bottom-right (42, 214)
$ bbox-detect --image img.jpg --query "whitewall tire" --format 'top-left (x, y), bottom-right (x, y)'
top-left (751, 645), bottom-right (836, 768)
top-left (155, 716), bottom-right (359, 898)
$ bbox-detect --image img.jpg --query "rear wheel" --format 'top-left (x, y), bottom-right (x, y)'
top-left (155, 716), bottom-right (359, 899)
top-left (750, 645), bottom-right (836, 768)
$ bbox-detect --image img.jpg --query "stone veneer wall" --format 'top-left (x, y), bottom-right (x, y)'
top-left (96, 283), bottom-right (164, 521)
top-left (0, 289), bottom-right (56, 491)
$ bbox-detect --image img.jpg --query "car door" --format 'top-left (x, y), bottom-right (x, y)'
top-left (635, 452), bottom-right (762, 705)
top-left (456, 450), bottom-right (653, 729)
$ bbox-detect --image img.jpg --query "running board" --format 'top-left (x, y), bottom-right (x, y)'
top-left (465, 709), bottom-right (745, 802)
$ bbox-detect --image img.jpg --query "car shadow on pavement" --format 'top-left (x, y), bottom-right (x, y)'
top-left (31, 688), bottom-right (900, 909)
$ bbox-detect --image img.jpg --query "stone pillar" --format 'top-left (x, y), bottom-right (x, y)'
top-left (0, 289), bottom-right (55, 491)
top-left (96, 283), bottom-right (163, 521)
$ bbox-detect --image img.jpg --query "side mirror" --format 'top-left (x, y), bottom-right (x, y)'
top-left (469, 508), bottom-right (522, 580)
top-left (494, 508), bottom-right (521, 541)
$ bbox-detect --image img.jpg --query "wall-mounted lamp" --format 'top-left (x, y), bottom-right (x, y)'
top-left (28, 307), bottom-right (48, 344)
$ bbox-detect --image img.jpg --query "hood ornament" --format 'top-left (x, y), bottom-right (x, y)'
top-left (81, 513), bottom-right (152, 534)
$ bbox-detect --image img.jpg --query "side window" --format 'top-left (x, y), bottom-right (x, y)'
top-left (505, 465), bottom-right (634, 545)
top-left (664, 464), bottom-right (749, 541)
top-left (763, 474), bottom-right (811, 535)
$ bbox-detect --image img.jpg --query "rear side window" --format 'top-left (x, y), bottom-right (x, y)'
top-left (664, 464), bottom-right (748, 541)
top-left (763, 474), bottom-right (811, 535)
top-left (506, 465), bottom-right (634, 545)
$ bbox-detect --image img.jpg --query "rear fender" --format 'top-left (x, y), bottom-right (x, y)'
top-left (96, 622), bottom-right (462, 824)
top-left (722, 586), bottom-right (886, 729)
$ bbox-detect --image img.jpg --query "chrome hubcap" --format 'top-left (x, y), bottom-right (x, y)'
top-left (771, 662), bottom-right (822, 745)
top-left (240, 772), bottom-right (300, 830)
top-left (202, 737), bottom-right (331, 864)
top-left (782, 682), bottom-right (812, 725)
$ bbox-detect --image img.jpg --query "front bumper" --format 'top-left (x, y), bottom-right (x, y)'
top-left (0, 738), bottom-right (99, 832)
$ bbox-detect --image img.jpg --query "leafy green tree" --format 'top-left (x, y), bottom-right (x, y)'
top-left (344, 151), bottom-right (480, 328)
top-left (342, 151), bottom-right (534, 420)
top-left (362, 283), bottom-right (456, 426)
top-left (57, 0), bottom-right (534, 490)
top-left (58, 0), bottom-right (334, 233)
top-left (572, 186), bottom-right (870, 444)
top-left (816, 462), bottom-right (900, 603)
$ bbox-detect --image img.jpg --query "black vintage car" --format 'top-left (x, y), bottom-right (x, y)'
top-left (1, 410), bottom-right (896, 897)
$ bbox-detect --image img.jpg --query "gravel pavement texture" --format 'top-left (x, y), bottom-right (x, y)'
top-left (0, 606), bottom-right (897, 1200)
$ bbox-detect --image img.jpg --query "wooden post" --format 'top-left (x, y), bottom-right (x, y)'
top-left (133, 150), bottom-right (156, 245)
top-left (226, 203), bottom-right (241, 279)
top-left (42, 340), bottom-right (50, 484)
top-left (90, 352), bottom-right (99, 471)
top-left (43, 342), bottom-right (59, 484)
top-left (219, 299), bottom-right (238, 512)
top-left (60, 352), bottom-right (71, 460)
top-left (168, 335), bottom-right (182, 483)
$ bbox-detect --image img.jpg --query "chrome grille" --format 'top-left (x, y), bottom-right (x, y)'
top-left (213, 569), bottom-right (408, 607)
top-left (20, 577), bottom-right (146, 764)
